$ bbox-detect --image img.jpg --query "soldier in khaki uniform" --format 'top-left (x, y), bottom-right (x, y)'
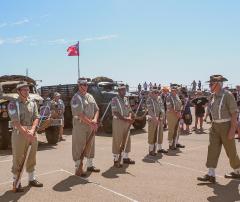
top-left (111, 84), bottom-right (135, 167)
top-left (8, 82), bottom-right (43, 192)
top-left (198, 75), bottom-right (240, 183)
top-left (146, 87), bottom-right (168, 156)
top-left (71, 78), bottom-right (100, 176)
top-left (51, 92), bottom-right (65, 141)
top-left (166, 84), bottom-right (185, 150)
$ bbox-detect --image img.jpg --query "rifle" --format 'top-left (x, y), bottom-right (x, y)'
top-left (116, 98), bottom-right (143, 167)
top-left (13, 102), bottom-right (49, 192)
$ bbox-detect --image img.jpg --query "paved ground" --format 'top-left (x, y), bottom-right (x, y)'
top-left (1, 121), bottom-right (240, 202)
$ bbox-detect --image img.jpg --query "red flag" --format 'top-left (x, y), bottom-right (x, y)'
top-left (67, 42), bottom-right (79, 56)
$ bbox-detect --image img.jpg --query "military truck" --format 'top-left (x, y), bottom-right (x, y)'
top-left (39, 77), bottom-right (147, 133)
top-left (0, 75), bottom-right (63, 149)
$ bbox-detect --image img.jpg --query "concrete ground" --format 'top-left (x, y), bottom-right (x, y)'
top-left (0, 121), bottom-right (240, 202)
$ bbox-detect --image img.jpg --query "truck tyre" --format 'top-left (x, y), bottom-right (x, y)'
top-left (45, 126), bottom-right (60, 145)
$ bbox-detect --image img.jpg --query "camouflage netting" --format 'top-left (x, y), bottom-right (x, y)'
top-left (0, 75), bottom-right (36, 85)
top-left (92, 76), bottom-right (113, 83)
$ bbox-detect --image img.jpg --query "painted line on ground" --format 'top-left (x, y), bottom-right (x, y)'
top-left (0, 159), bottom-right (11, 163)
top-left (0, 169), bottom-right (63, 186)
top-left (61, 169), bottom-right (138, 202)
top-left (183, 145), bottom-right (207, 152)
top-left (144, 157), bottom-right (240, 182)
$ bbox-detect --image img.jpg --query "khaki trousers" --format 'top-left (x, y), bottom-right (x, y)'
top-left (11, 129), bottom-right (38, 175)
top-left (148, 120), bottom-right (163, 145)
top-left (167, 112), bottom-right (179, 143)
top-left (206, 122), bottom-right (240, 169)
top-left (112, 118), bottom-right (131, 154)
top-left (72, 118), bottom-right (95, 161)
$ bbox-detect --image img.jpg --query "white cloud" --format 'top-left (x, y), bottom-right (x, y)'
top-left (6, 36), bottom-right (28, 44)
top-left (0, 23), bottom-right (7, 28)
top-left (12, 18), bottom-right (30, 26)
top-left (82, 34), bottom-right (118, 42)
top-left (48, 38), bottom-right (69, 45)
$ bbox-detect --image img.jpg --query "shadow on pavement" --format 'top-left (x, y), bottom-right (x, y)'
top-left (142, 154), bottom-right (163, 164)
top-left (0, 186), bottom-right (30, 202)
top-left (37, 142), bottom-right (57, 152)
top-left (198, 180), bottom-right (240, 202)
top-left (130, 129), bottom-right (146, 136)
top-left (101, 164), bottom-right (134, 179)
top-left (165, 149), bottom-right (182, 157)
top-left (53, 175), bottom-right (88, 192)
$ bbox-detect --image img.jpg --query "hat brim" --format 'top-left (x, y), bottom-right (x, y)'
top-left (206, 77), bottom-right (228, 83)
top-left (16, 83), bottom-right (31, 90)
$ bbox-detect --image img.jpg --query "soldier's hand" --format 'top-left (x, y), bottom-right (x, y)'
top-left (26, 134), bottom-right (36, 143)
top-left (91, 118), bottom-right (98, 124)
top-left (176, 112), bottom-right (182, 119)
top-left (91, 123), bottom-right (98, 133)
top-left (125, 117), bottom-right (134, 124)
top-left (27, 129), bottom-right (35, 137)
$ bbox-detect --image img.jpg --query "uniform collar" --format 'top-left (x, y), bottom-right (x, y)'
top-left (214, 89), bottom-right (224, 97)
top-left (117, 95), bottom-right (125, 100)
top-left (17, 96), bottom-right (30, 103)
top-left (78, 91), bottom-right (87, 97)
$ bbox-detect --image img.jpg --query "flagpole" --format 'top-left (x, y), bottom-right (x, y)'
top-left (77, 41), bottom-right (80, 79)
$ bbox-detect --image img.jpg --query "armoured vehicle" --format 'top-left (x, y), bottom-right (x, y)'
top-left (39, 77), bottom-right (147, 133)
top-left (0, 75), bottom-right (62, 149)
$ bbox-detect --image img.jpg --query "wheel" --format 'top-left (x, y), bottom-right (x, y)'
top-left (45, 126), bottom-right (60, 145)
top-left (133, 116), bottom-right (146, 130)
top-left (0, 120), bottom-right (11, 150)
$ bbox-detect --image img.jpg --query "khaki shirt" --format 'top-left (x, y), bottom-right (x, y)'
top-left (8, 97), bottom-right (39, 126)
top-left (71, 92), bottom-right (99, 119)
top-left (146, 96), bottom-right (164, 119)
top-left (111, 95), bottom-right (132, 117)
top-left (51, 99), bottom-right (65, 118)
top-left (210, 90), bottom-right (238, 121)
top-left (166, 94), bottom-right (182, 112)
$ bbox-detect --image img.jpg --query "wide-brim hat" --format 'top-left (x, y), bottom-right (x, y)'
top-left (77, 78), bottom-right (88, 85)
top-left (206, 75), bottom-right (228, 83)
top-left (54, 92), bottom-right (61, 97)
top-left (162, 86), bottom-right (170, 92)
top-left (117, 84), bottom-right (126, 90)
top-left (16, 81), bottom-right (31, 90)
top-left (170, 84), bottom-right (180, 91)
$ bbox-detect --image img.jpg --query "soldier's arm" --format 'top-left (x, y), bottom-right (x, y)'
top-left (111, 98), bottom-right (127, 121)
top-left (126, 98), bottom-right (133, 120)
top-left (8, 102), bottom-right (28, 137)
top-left (30, 102), bottom-right (40, 134)
top-left (227, 93), bottom-right (239, 139)
top-left (146, 98), bottom-right (155, 118)
top-left (92, 99), bottom-right (100, 123)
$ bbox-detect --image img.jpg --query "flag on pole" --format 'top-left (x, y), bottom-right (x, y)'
top-left (67, 42), bottom-right (79, 56)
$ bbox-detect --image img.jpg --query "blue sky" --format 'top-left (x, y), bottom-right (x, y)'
top-left (0, 0), bottom-right (239, 89)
